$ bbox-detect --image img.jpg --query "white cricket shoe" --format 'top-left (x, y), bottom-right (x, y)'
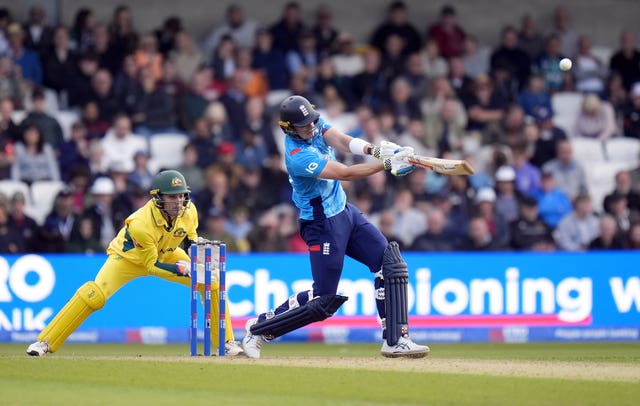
top-left (224, 340), bottom-right (244, 356)
top-left (381, 336), bottom-right (430, 358)
top-left (26, 341), bottom-right (50, 357)
top-left (242, 318), bottom-right (266, 359)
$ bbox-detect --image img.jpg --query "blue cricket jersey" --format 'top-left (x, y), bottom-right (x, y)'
top-left (284, 117), bottom-right (347, 220)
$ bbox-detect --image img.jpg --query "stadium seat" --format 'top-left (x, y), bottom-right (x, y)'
top-left (604, 137), bottom-right (640, 168)
top-left (591, 45), bottom-right (613, 65)
top-left (149, 133), bottom-right (189, 171)
top-left (0, 179), bottom-right (31, 206)
top-left (11, 110), bottom-right (26, 125)
top-left (583, 161), bottom-right (629, 212)
top-left (570, 138), bottom-right (607, 166)
top-left (27, 180), bottom-right (66, 225)
top-left (265, 90), bottom-right (292, 109)
top-left (551, 92), bottom-right (583, 135)
top-left (55, 109), bottom-right (81, 141)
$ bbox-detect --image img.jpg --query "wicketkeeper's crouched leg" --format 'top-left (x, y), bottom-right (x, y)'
top-left (38, 281), bottom-right (105, 353)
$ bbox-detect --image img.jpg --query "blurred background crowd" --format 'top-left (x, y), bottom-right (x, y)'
top-left (1, 1), bottom-right (640, 254)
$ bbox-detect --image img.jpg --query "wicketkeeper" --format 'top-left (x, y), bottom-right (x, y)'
top-left (27, 170), bottom-right (242, 356)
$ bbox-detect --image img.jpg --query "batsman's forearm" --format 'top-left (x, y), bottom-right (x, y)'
top-left (342, 162), bottom-right (385, 180)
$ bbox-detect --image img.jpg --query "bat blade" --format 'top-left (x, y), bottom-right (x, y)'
top-left (408, 155), bottom-right (475, 175)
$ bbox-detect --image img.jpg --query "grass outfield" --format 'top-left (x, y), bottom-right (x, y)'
top-left (1, 342), bottom-right (639, 405)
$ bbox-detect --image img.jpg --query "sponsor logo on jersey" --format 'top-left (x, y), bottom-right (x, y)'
top-left (290, 148), bottom-right (302, 156)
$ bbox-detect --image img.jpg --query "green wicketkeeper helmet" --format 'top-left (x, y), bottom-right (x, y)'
top-left (150, 170), bottom-right (191, 213)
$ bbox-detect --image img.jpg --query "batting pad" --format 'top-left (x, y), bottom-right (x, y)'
top-left (250, 294), bottom-right (348, 338)
top-left (38, 281), bottom-right (105, 352)
top-left (382, 242), bottom-right (409, 346)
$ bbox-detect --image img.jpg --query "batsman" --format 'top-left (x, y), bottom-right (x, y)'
top-left (242, 95), bottom-right (430, 359)
top-left (26, 170), bottom-right (242, 356)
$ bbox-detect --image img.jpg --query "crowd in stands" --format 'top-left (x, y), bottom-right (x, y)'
top-left (2, 1), bottom-right (640, 254)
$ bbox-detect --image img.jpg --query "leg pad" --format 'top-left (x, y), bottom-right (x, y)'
top-left (250, 295), bottom-right (348, 338)
top-left (383, 242), bottom-right (409, 346)
top-left (38, 282), bottom-right (105, 352)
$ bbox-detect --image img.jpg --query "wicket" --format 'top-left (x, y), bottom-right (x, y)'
top-left (189, 240), bottom-right (226, 356)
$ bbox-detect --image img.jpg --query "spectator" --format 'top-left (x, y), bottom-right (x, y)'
top-left (169, 31), bottom-right (204, 87)
top-left (107, 5), bottom-right (139, 73)
top-left (553, 193), bottom-right (599, 251)
top-left (473, 186), bottom-right (510, 247)
top-left (68, 215), bottom-right (103, 253)
top-left (130, 65), bottom-right (178, 136)
top-left (0, 8), bottom-right (12, 55)
top-left (512, 141), bottom-right (541, 197)
top-left (622, 82), bottom-right (640, 139)
top-left (604, 169), bottom-right (640, 214)
top-left (387, 188), bottom-right (427, 248)
top-left (311, 4), bottom-right (338, 57)
top-left (517, 14), bottom-right (544, 61)
top-left (464, 73), bottom-right (507, 134)
top-left (41, 25), bottom-right (78, 103)
top-left (490, 25), bottom-right (531, 92)
top-left (286, 29), bottom-right (320, 92)
top-left (70, 8), bottom-right (95, 53)
top-left (11, 124), bottom-right (60, 184)
top-left (351, 47), bottom-right (387, 111)
top-left (532, 34), bottom-right (568, 93)
top-left (22, 4), bottom-right (54, 60)
top-left (528, 107), bottom-right (567, 168)
top-left (219, 71), bottom-right (249, 137)
top-left (59, 121), bottom-right (91, 181)
top-left (378, 33), bottom-right (406, 83)
top-left (202, 4), bottom-right (258, 61)
top-left (67, 51), bottom-right (99, 108)
top-left (8, 191), bottom-right (38, 251)
top-left (133, 33), bottom-right (164, 81)
top-left (605, 191), bottom-right (639, 236)
top-left (235, 128), bottom-right (268, 171)
top-left (0, 56), bottom-right (26, 108)
top-left (178, 69), bottom-right (214, 132)
top-left (385, 76), bottom-right (422, 134)
top-left (517, 73), bottom-right (552, 118)
top-left (573, 93), bottom-right (617, 139)
top-left (409, 207), bottom-right (455, 251)
top-left (199, 206), bottom-right (239, 252)
top-left (610, 31), bottom-right (640, 91)
top-left (0, 98), bottom-right (18, 178)
top-left (234, 47), bottom-right (269, 98)
top-left (542, 138), bottom-right (588, 200)
top-left (625, 222), bottom-right (640, 249)
top-left (225, 206), bottom-right (252, 252)
top-left (252, 27), bottom-right (289, 90)
top-left (370, 1), bottom-right (421, 56)
top-left (419, 38), bottom-right (448, 81)
top-left (246, 207), bottom-right (289, 252)
top-left (426, 4), bottom-right (466, 58)
top-left (127, 150), bottom-right (154, 190)
top-left (194, 166), bottom-right (232, 222)
top-left (589, 213), bottom-right (625, 250)
top-left (89, 69), bottom-right (121, 126)
top-left (204, 100), bottom-right (234, 147)
top-left (484, 103), bottom-right (526, 147)
top-left (0, 197), bottom-right (24, 253)
top-left (176, 142), bottom-right (205, 194)
top-left (462, 35), bottom-right (490, 79)
top-left (550, 5), bottom-right (578, 57)
top-left (458, 215), bottom-right (506, 251)
top-left (574, 34), bottom-right (608, 94)
top-left (89, 22), bottom-right (120, 75)
top-left (494, 165), bottom-right (520, 223)
top-left (100, 114), bottom-right (147, 174)
top-left (39, 186), bottom-right (76, 252)
top-left (6, 23), bottom-right (43, 86)
top-left (330, 32), bottom-right (364, 79)
top-left (269, 2), bottom-right (305, 54)
top-left (244, 96), bottom-right (279, 156)
top-left (81, 176), bottom-right (118, 250)
top-left (509, 195), bottom-right (554, 251)
top-left (153, 15), bottom-right (182, 57)
top-left (21, 88), bottom-right (64, 150)
top-left (422, 78), bottom-right (468, 152)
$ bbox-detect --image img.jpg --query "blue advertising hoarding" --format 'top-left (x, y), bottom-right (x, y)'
top-left (1, 252), bottom-right (638, 344)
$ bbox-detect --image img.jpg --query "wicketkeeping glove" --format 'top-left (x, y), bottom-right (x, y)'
top-left (371, 140), bottom-right (401, 160)
top-left (175, 260), bottom-right (190, 277)
top-left (383, 147), bottom-right (416, 176)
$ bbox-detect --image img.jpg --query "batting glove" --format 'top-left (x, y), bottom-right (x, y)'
top-left (384, 147), bottom-right (416, 177)
top-left (371, 140), bottom-right (401, 160)
top-left (175, 260), bottom-right (190, 277)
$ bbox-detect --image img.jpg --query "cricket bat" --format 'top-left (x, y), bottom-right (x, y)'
top-left (408, 155), bottom-right (475, 175)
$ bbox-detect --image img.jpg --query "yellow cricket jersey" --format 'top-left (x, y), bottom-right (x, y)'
top-left (107, 198), bottom-right (199, 272)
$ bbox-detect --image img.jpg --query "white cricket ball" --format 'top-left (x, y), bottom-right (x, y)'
top-left (559, 58), bottom-right (572, 71)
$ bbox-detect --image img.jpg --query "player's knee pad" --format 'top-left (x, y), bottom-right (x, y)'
top-left (77, 281), bottom-right (106, 310)
top-left (38, 281), bottom-right (105, 352)
top-left (250, 294), bottom-right (348, 338)
top-left (382, 241), bottom-right (409, 346)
